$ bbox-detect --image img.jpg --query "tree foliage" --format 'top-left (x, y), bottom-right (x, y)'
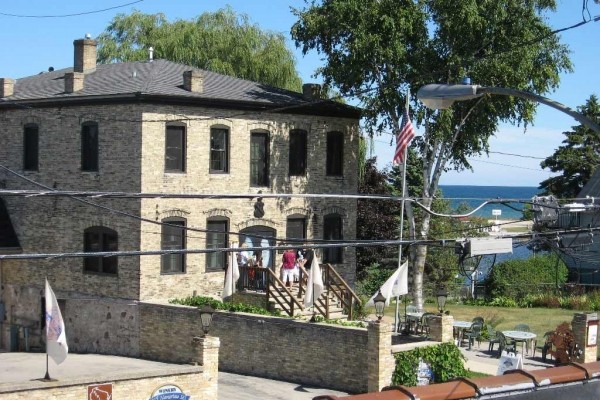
top-left (539, 95), bottom-right (600, 198)
top-left (97, 7), bottom-right (303, 91)
top-left (292, 0), bottom-right (571, 309)
top-left (486, 253), bottom-right (568, 300)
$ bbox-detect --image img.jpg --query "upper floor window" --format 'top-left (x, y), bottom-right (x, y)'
top-left (326, 131), bottom-right (343, 176)
top-left (165, 125), bottom-right (186, 172)
top-left (161, 218), bottom-right (186, 274)
top-left (81, 122), bottom-right (99, 172)
top-left (23, 124), bottom-right (39, 171)
top-left (210, 127), bottom-right (229, 173)
top-left (286, 217), bottom-right (306, 245)
top-left (84, 226), bottom-right (118, 275)
top-left (250, 131), bottom-right (269, 186)
top-left (289, 129), bottom-right (307, 176)
top-left (206, 218), bottom-right (229, 271)
top-left (323, 214), bottom-right (343, 263)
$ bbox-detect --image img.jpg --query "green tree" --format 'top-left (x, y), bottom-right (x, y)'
top-left (97, 7), bottom-right (302, 91)
top-left (539, 95), bottom-right (600, 198)
top-left (292, 0), bottom-right (571, 310)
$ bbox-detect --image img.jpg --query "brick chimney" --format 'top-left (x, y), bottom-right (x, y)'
top-left (302, 83), bottom-right (322, 101)
top-left (183, 70), bottom-right (204, 93)
top-left (64, 72), bottom-right (84, 93)
top-left (74, 36), bottom-right (97, 73)
top-left (0, 78), bottom-right (15, 98)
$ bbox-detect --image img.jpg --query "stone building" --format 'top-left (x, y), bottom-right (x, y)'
top-left (0, 37), bottom-right (360, 353)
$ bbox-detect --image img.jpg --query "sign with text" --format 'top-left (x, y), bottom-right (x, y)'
top-left (88, 383), bottom-right (113, 400)
top-left (497, 351), bottom-right (522, 376)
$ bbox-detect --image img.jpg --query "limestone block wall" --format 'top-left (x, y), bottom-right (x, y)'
top-left (212, 311), bottom-right (369, 393)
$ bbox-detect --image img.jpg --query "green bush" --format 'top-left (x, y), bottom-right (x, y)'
top-left (392, 342), bottom-right (467, 386)
top-left (357, 263), bottom-right (395, 298)
top-left (170, 296), bottom-right (281, 316)
top-left (486, 254), bottom-right (568, 300)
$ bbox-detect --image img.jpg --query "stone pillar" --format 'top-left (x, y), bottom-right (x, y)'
top-left (191, 335), bottom-right (220, 400)
top-left (367, 321), bottom-right (395, 392)
top-left (571, 312), bottom-right (598, 364)
top-left (429, 315), bottom-right (454, 343)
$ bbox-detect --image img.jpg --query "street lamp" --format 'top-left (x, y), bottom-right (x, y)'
top-left (200, 304), bottom-right (215, 337)
top-left (436, 287), bottom-right (448, 315)
top-left (416, 84), bottom-right (600, 133)
top-left (373, 290), bottom-right (387, 322)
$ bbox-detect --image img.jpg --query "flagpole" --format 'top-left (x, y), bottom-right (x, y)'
top-left (395, 90), bottom-right (410, 334)
top-left (44, 277), bottom-right (51, 380)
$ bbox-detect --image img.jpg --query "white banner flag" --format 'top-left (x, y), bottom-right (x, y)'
top-left (366, 261), bottom-right (409, 306)
top-left (223, 243), bottom-right (240, 300)
top-left (45, 279), bottom-right (68, 365)
top-left (304, 256), bottom-right (324, 309)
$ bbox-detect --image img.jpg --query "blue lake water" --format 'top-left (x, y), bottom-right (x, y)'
top-left (439, 185), bottom-right (542, 220)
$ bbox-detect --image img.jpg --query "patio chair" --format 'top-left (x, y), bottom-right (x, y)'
top-left (495, 332), bottom-right (517, 358)
top-left (465, 322), bottom-right (483, 350)
top-left (487, 324), bottom-right (500, 352)
top-left (472, 316), bottom-right (485, 325)
top-left (513, 324), bottom-right (532, 354)
top-left (534, 331), bottom-right (555, 362)
top-left (418, 312), bottom-right (436, 336)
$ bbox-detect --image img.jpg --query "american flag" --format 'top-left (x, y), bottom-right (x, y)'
top-left (392, 105), bottom-right (415, 165)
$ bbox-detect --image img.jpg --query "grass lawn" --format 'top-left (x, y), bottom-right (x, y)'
top-left (384, 303), bottom-right (582, 337)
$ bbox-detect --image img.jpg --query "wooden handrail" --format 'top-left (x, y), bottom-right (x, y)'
top-left (324, 263), bottom-right (362, 305)
top-left (265, 267), bottom-right (304, 316)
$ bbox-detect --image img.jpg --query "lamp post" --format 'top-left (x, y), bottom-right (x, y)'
top-left (416, 84), bottom-right (600, 133)
top-left (436, 287), bottom-right (448, 315)
top-left (373, 290), bottom-right (387, 322)
top-left (199, 304), bottom-right (215, 337)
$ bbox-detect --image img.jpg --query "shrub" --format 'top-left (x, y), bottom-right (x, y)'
top-left (392, 342), bottom-right (467, 386)
top-left (170, 296), bottom-right (281, 316)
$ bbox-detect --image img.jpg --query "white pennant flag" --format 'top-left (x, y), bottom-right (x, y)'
top-left (366, 261), bottom-right (409, 306)
top-left (223, 243), bottom-right (240, 299)
top-left (45, 279), bottom-right (68, 365)
top-left (304, 256), bottom-right (324, 308)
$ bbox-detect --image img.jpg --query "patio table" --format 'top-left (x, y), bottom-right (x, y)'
top-left (503, 331), bottom-right (537, 355)
top-left (405, 312), bottom-right (423, 334)
top-left (453, 321), bottom-right (472, 347)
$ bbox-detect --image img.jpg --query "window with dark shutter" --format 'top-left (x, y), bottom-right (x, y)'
top-left (210, 127), bottom-right (229, 173)
top-left (250, 131), bottom-right (269, 186)
top-left (206, 219), bottom-right (228, 271)
top-left (23, 124), bottom-right (39, 171)
top-left (323, 214), bottom-right (343, 263)
top-left (286, 217), bottom-right (306, 244)
top-left (161, 218), bottom-right (186, 273)
top-left (165, 125), bottom-right (186, 172)
top-left (326, 131), bottom-right (343, 176)
top-left (84, 226), bottom-right (118, 274)
top-left (81, 122), bottom-right (99, 172)
top-left (289, 129), bottom-right (307, 176)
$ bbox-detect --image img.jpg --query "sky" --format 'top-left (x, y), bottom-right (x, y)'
top-left (1, 0), bottom-right (598, 187)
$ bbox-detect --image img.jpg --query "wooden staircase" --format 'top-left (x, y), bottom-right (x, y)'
top-left (237, 263), bottom-right (361, 320)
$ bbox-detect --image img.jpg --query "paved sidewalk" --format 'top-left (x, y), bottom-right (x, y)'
top-left (460, 342), bottom-right (553, 375)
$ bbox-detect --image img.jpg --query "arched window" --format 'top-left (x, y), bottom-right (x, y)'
top-left (239, 226), bottom-right (276, 269)
top-left (23, 123), bottom-right (39, 171)
top-left (161, 217), bottom-right (186, 273)
top-left (323, 214), bottom-right (343, 263)
top-left (206, 217), bottom-right (229, 271)
top-left (81, 122), bottom-right (99, 171)
top-left (84, 226), bottom-right (118, 274)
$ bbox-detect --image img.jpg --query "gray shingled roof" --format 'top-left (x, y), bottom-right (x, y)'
top-left (578, 167), bottom-right (600, 198)
top-left (2, 60), bottom-right (359, 117)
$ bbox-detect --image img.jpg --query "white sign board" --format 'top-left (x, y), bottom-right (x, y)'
top-left (492, 209), bottom-right (502, 216)
top-left (497, 351), bottom-right (522, 376)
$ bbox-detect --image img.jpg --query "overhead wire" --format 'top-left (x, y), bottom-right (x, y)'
top-left (0, 1), bottom-right (144, 18)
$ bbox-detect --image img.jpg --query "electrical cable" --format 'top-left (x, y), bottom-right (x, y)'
top-left (0, 1), bottom-right (144, 18)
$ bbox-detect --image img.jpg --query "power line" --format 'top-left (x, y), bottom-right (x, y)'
top-left (0, 1), bottom-right (144, 18)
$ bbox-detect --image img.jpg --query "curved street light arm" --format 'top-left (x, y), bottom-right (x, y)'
top-left (477, 86), bottom-right (600, 133)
